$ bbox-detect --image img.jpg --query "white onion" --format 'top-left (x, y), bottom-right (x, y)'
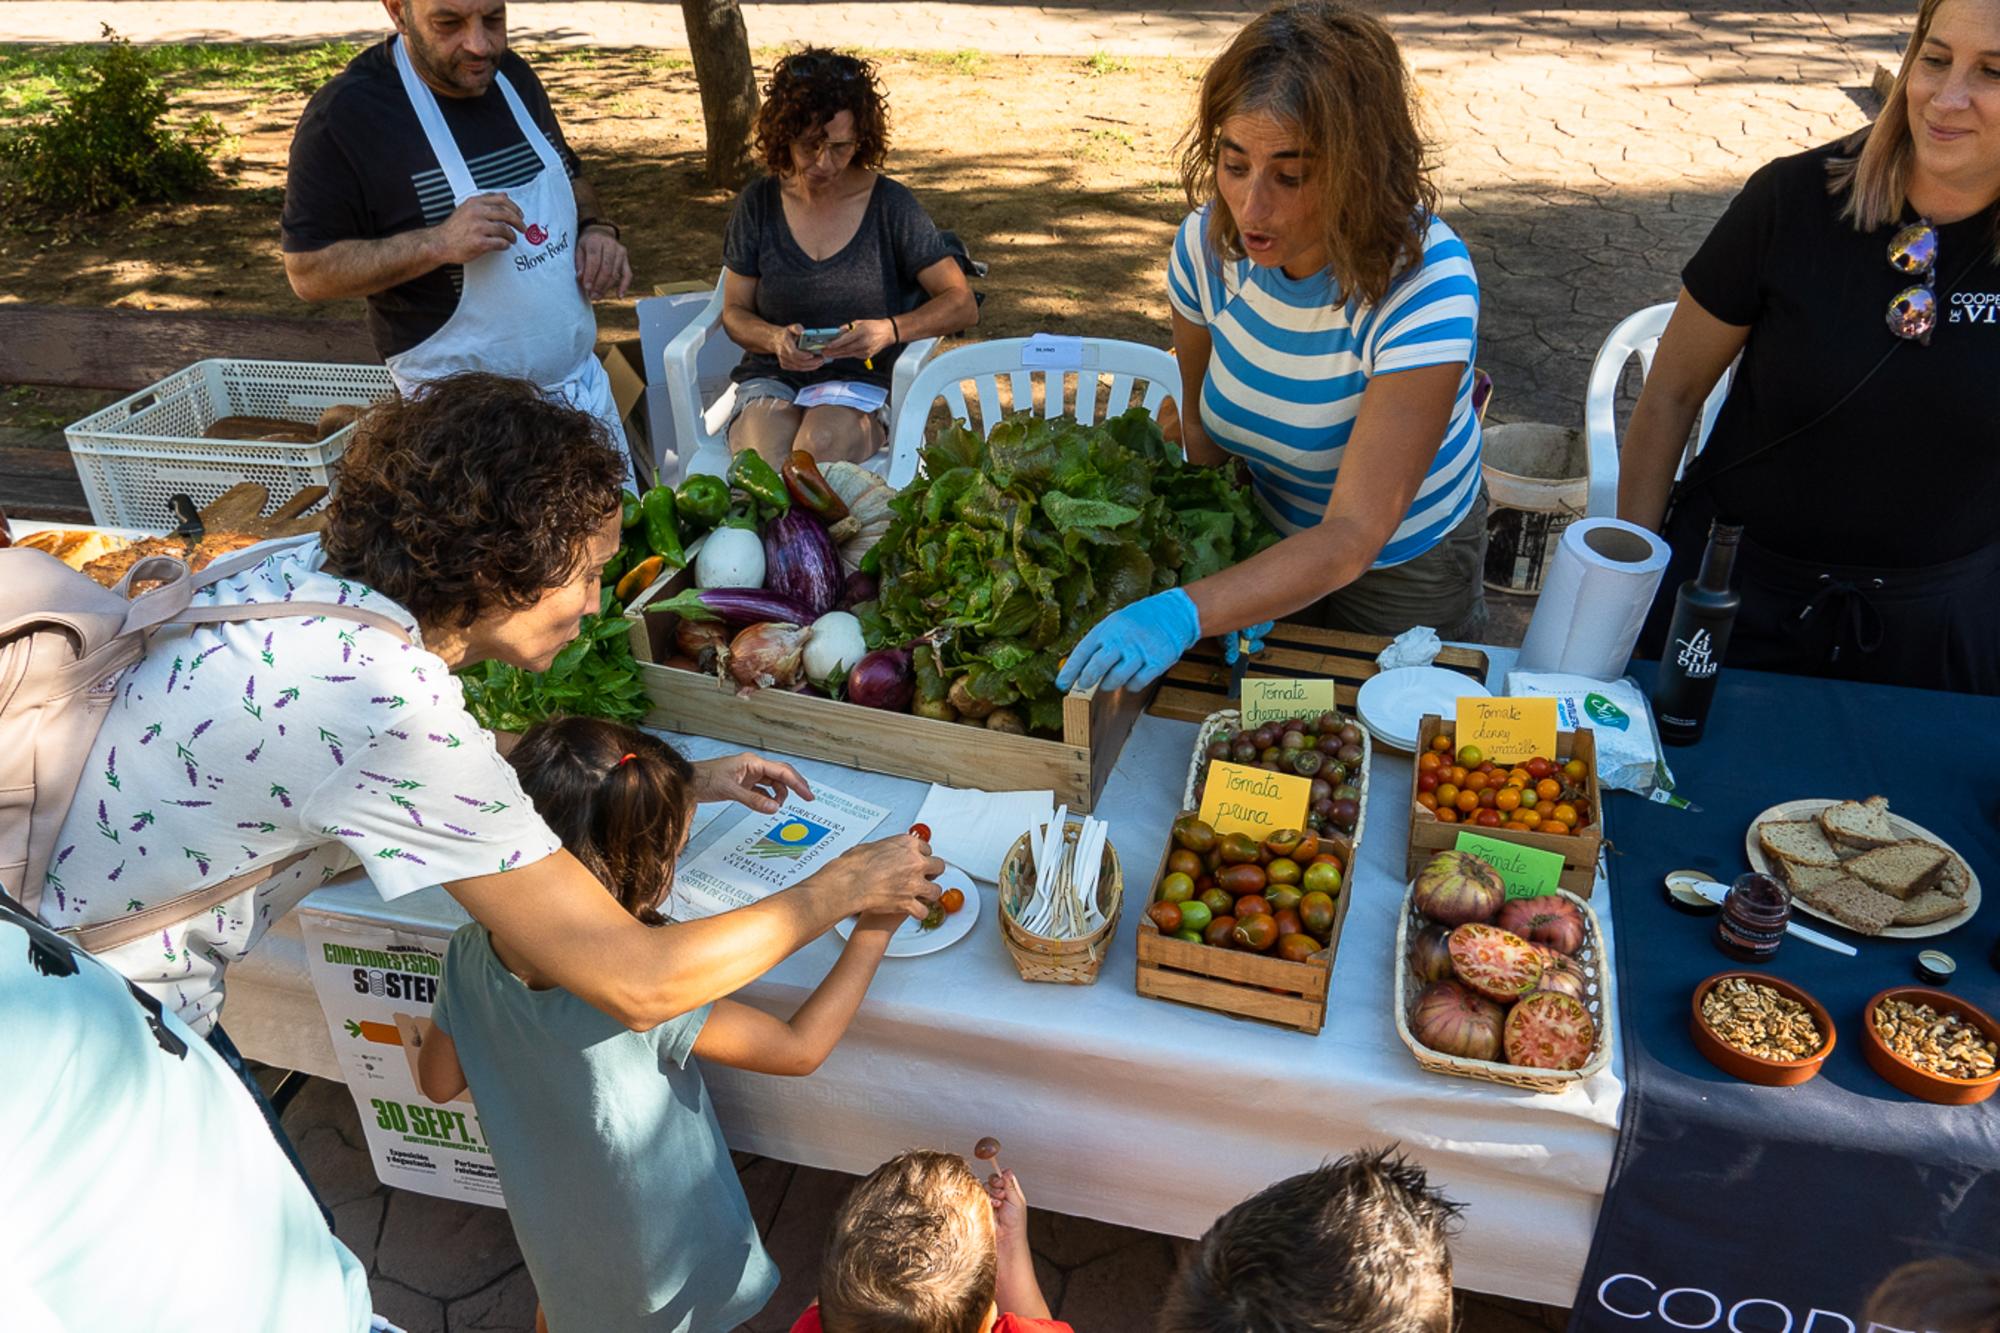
top-left (803, 611), bottom-right (867, 692)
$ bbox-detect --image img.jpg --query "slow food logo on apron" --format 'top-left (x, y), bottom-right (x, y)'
top-left (514, 222), bottom-right (569, 273)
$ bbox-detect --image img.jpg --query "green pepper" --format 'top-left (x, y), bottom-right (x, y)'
top-left (601, 545), bottom-right (630, 586)
top-left (727, 450), bottom-right (792, 518)
top-left (640, 486), bottom-right (686, 568)
top-left (619, 489), bottom-right (643, 530)
top-left (675, 474), bottom-right (730, 534)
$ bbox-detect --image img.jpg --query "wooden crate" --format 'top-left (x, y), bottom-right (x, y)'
top-left (1132, 810), bottom-right (1352, 1034)
top-left (623, 564), bottom-right (1151, 811)
top-left (1404, 714), bottom-right (1604, 897)
top-left (1148, 621), bottom-right (1489, 724)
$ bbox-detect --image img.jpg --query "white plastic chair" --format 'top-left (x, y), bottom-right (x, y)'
top-left (661, 273), bottom-right (939, 483)
top-left (885, 337), bottom-right (1181, 489)
top-left (1583, 301), bottom-right (1735, 518)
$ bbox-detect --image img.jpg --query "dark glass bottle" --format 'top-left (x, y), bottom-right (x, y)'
top-left (1654, 521), bottom-right (1743, 746)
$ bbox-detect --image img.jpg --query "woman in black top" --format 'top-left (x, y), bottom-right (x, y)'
top-left (720, 49), bottom-right (978, 466)
top-left (1621, 0), bottom-right (2000, 695)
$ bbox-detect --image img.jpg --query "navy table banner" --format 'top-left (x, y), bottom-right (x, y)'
top-left (1570, 668), bottom-right (2000, 1332)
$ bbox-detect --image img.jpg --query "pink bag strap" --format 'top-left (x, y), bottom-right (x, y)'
top-left (60, 850), bottom-right (315, 954)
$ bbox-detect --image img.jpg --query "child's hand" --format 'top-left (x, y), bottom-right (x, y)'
top-left (987, 1169), bottom-right (1029, 1249)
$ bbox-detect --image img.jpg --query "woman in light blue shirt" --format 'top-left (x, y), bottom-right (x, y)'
top-left (1062, 1), bottom-right (1489, 694)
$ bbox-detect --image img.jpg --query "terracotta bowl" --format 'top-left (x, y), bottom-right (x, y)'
top-left (1689, 972), bottom-right (1836, 1086)
top-left (1859, 987), bottom-right (2000, 1106)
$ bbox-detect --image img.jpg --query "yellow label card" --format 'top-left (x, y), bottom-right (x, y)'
top-left (1197, 761), bottom-right (1313, 838)
top-left (1454, 831), bottom-right (1566, 898)
top-left (1454, 696), bottom-right (1558, 764)
top-left (1240, 677), bottom-right (1338, 729)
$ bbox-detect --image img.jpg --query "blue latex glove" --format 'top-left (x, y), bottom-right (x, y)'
top-left (1056, 588), bottom-right (1202, 694)
top-left (1224, 620), bottom-right (1274, 663)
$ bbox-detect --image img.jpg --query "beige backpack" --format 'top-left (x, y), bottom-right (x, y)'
top-left (0, 536), bottom-right (410, 951)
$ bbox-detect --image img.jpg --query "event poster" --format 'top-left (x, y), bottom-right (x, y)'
top-left (298, 908), bottom-right (505, 1208)
top-left (670, 783), bottom-right (889, 921)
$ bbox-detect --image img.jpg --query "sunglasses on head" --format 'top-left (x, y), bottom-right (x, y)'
top-left (1885, 219), bottom-right (1940, 344)
top-left (782, 52), bottom-right (864, 82)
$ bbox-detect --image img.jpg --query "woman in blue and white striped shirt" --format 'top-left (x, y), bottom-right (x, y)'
top-left (1061, 1), bottom-right (1490, 695)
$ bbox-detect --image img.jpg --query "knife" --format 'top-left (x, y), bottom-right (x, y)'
top-left (1682, 878), bottom-right (1859, 956)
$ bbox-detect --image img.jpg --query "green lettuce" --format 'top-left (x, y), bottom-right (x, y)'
top-left (867, 408), bottom-right (1277, 731)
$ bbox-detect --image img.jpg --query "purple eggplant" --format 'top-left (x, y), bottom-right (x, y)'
top-left (837, 570), bottom-right (879, 611)
top-left (763, 509), bottom-right (842, 619)
top-left (654, 587), bottom-right (811, 627)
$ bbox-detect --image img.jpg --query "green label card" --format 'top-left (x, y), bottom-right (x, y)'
top-left (1199, 761), bottom-right (1313, 838)
top-left (1455, 696), bottom-right (1558, 764)
top-left (1240, 677), bottom-right (1338, 729)
top-left (1453, 831), bottom-right (1565, 899)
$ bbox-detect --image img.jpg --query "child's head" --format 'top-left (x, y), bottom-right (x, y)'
top-left (1160, 1147), bottom-right (1461, 1333)
top-left (507, 717), bottom-right (695, 924)
top-left (817, 1150), bottom-right (998, 1333)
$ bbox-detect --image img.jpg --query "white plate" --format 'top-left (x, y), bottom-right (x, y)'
top-left (833, 865), bottom-right (981, 957)
top-left (1356, 667), bottom-right (1490, 752)
top-left (1746, 799), bottom-right (1982, 940)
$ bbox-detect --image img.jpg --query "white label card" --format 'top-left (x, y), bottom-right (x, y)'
top-left (1021, 334), bottom-right (1086, 369)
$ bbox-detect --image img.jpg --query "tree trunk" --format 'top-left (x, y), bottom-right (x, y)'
top-left (680, 0), bottom-right (759, 188)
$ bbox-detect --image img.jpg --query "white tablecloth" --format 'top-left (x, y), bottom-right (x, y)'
top-left (226, 650), bottom-right (1623, 1306)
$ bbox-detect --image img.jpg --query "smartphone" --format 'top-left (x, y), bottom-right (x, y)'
top-left (796, 326), bottom-right (842, 353)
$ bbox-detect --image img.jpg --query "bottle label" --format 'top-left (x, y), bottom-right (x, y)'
top-left (1673, 627), bottom-right (1720, 680)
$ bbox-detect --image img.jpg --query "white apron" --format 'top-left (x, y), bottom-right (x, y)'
top-left (387, 37), bottom-right (633, 479)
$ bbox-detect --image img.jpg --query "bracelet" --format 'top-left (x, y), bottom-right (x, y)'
top-left (889, 315), bottom-right (901, 343)
top-left (578, 217), bottom-right (621, 241)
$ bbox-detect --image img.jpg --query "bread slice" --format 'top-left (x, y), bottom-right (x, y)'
top-left (1820, 796), bottom-right (1897, 851)
top-left (1791, 874), bottom-right (1900, 935)
top-left (1780, 862), bottom-right (1859, 895)
top-left (1845, 842), bottom-right (1949, 901)
top-left (1759, 820), bottom-right (1844, 869)
top-left (1894, 887), bottom-right (1964, 927)
top-left (1937, 854), bottom-right (1972, 902)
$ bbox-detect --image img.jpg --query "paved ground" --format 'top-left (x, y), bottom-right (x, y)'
top-left (275, 1071), bottom-right (1573, 1332)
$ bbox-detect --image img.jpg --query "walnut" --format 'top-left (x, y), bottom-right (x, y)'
top-left (1871, 999), bottom-right (1998, 1081)
top-left (1700, 977), bottom-right (1826, 1061)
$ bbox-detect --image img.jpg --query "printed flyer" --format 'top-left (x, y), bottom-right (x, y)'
top-left (298, 909), bottom-right (505, 1208)
top-left (671, 782), bottom-right (889, 921)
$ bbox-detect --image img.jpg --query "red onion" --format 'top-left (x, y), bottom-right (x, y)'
top-left (837, 570), bottom-right (879, 611)
top-left (727, 622), bottom-right (809, 691)
top-left (846, 646), bottom-right (914, 711)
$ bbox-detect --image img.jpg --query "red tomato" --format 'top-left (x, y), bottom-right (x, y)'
top-left (941, 888), bottom-right (966, 914)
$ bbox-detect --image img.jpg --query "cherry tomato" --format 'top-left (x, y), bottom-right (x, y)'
top-left (1416, 791), bottom-right (1439, 811)
top-left (909, 823), bottom-right (932, 841)
top-left (1435, 807), bottom-right (1459, 823)
top-left (1536, 778), bottom-right (1562, 801)
top-left (1475, 809), bottom-right (1503, 827)
top-left (1551, 802), bottom-right (1580, 826)
top-left (941, 887), bottom-right (966, 914)
top-left (1435, 783), bottom-right (1459, 807)
top-left (1513, 811), bottom-right (1542, 831)
top-left (1457, 744), bottom-right (1484, 767)
top-left (1417, 770), bottom-right (1440, 793)
top-left (1562, 758), bottom-right (1588, 783)
top-left (1508, 767), bottom-right (1533, 786)
top-left (1478, 787), bottom-right (1498, 809)
top-left (1454, 790), bottom-right (1480, 813)
top-left (1494, 787), bottom-right (1522, 812)
top-left (1519, 788), bottom-right (1539, 809)
top-left (1464, 771), bottom-right (1488, 793)
top-left (1418, 752), bottom-right (1444, 773)
top-left (1447, 765), bottom-right (1469, 787)
top-left (1526, 756), bottom-right (1553, 780)
top-left (1430, 732), bottom-right (1454, 754)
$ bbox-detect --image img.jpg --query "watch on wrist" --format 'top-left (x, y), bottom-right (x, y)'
top-left (578, 217), bottom-right (621, 241)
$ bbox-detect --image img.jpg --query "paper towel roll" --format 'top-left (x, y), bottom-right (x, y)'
top-left (1515, 517), bottom-right (1672, 679)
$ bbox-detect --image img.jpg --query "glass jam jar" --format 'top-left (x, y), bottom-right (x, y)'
top-left (1714, 872), bottom-right (1791, 962)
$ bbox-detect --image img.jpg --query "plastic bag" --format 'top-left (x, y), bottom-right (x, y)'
top-left (1501, 670), bottom-right (1689, 806)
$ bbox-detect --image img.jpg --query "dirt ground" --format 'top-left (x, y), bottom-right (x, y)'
top-left (0, 43), bottom-right (1205, 428)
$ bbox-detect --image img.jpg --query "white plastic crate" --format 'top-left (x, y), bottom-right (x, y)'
top-left (64, 358), bottom-right (396, 529)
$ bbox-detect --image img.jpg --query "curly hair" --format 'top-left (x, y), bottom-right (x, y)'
top-left (754, 47), bottom-right (890, 177)
top-left (1178, 1), bottom-right (1439, 307)
top-left (506, 718), bottom-right (696, 925)
top-left (1160, 1146), bottom-right (1462, 1333)
top-left (320, 372), bottom-right (625, 631)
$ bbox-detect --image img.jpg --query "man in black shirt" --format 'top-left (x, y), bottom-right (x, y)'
top-left (282, 0), bottom-right (636, 472)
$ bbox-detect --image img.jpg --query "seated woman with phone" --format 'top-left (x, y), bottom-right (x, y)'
top-left (720, 48), bottom-right (978, 466)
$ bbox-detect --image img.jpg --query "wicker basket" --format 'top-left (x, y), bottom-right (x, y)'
top-left (996, 820), bottom-right (1124, 984)
top-left (1181, 708), bottom-right (1370, 867)
top-left (1392, 885), bottom-right (1615, 1094)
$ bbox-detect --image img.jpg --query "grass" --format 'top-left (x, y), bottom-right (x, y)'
top-left (0, 40), bottom-right (362, 119)
top-left (914, 48), bottom-right (986, 75)
top-left (1084, 52), bottom-right (1131, 76)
